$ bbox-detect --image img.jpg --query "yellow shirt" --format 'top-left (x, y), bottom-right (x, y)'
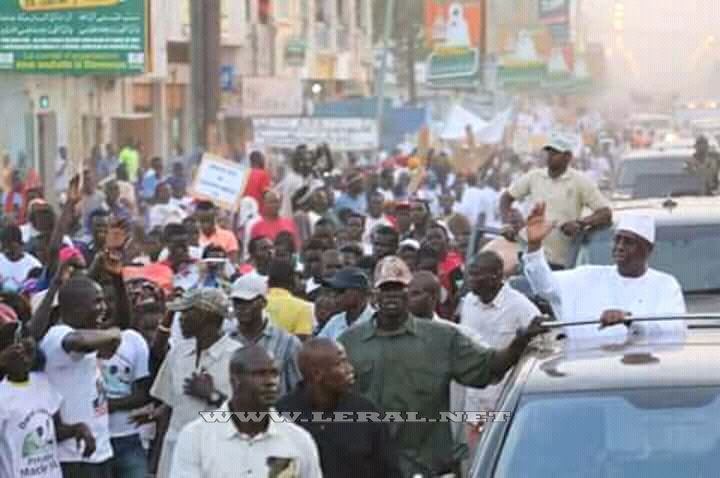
top-left (266, 288), bottom-right (313, 336)
top-left (508, 167), bottom-right (610, 266)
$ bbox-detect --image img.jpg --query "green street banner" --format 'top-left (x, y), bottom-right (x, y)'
top-left (0, 0), bottom-right (147, 74)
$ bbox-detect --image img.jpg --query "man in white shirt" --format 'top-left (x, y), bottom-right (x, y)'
top-left (101, 326), bottom-right (151, 477)
top-left (453, 172), bottom-right (497, 228)
top-left (39, 277), bottom-right (122, 477)
top-left (363, 191), bottom-right (392, 245)
top-left (0, 309), bottom-right (95, 478)
top-left (459, 251), bottom-right (539, 445)
top-left (523, 202), bottom-right (687, 345)
top-left (172, 345), bottom-right (322, 478)
top-left (0, 225), bottom-right (42, 292)
top-left (150, 288), bottom-right (241, 478)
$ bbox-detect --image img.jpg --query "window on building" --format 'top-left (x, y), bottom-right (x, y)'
top-left (246, 0), bottom-right (252, 22)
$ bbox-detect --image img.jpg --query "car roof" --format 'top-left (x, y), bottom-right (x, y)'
top-left (521, 329), bottom-right (720, 393)
top-left (609, 196), bottom-right (720, 224)
top-left (620, 148), bottom-right (694, 160)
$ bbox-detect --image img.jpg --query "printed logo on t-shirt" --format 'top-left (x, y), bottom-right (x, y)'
top-left (267, 457), bottom-right (298, 478)
top-left (102, 357), bottom-right (133, 398)
top-left (18, 411), bottom-right (61, 476)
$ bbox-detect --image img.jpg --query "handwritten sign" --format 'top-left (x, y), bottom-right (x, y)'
top-left (0, 0), bottom-right (146, 74)
top-left (252, 118), bottom-right (378, 151)
top-left (190, 154), bottom-right (248, 211)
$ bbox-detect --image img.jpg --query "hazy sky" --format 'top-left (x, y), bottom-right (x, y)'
top-left (584, 0), bottom-right (720, 96)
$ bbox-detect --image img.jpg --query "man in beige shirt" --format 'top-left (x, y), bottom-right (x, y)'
top-left (500, 131), bottom-right (612, 269)
top-left (150, 288), bottom-right (242, 478)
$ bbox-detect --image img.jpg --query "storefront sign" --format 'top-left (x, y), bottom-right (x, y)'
top-left (0, 0), bottom-right (147, 74)
top-left (253, 118), bottom-right (378, 151)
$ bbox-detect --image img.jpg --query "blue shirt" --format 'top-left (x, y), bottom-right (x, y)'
top-left (334, 193), bottom-right (367, 215)
top-left (318, 303), bottom-right (375, 340)
top-left (141, 170), bottom-right (161, 200)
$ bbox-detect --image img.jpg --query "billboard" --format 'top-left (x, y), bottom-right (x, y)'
top-left (253, 118), bottom-right (378, 151)
top-left (0, 0), bottom-right (147, 74)
top-left (424, 0), bottom-right (484, 87)
top-left (424, 0), bottom-right (484, 50)
top-left (538, 0), bottom-right (570, 42)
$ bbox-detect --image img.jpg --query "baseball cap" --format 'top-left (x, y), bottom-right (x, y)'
top-left (543, 131), bottom-right (577, 154)
top-left (167, 287), bottom-right (230, 317)
top-left (374, 256), bottom-right (413, 288)
top-left (323, 268), bottom-right (370, 291)
top-left (230, 273), bottom-right (269, 301)
top-left (615, 215), bottom-right (655, 244)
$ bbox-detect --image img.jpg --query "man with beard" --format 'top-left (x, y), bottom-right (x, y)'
top-left (500, 132), bottom-right (611, 269)
top-left (339, 256), bottom-right (547, 477)
top-left (172, 346), bottom-right (322, 477)
top-left (276, 338), bottom-right (400, 477)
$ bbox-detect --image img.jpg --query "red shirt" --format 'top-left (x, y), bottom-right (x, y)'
top-left (250, 217), bottom-right (300, 248)
top-left (243, 167), bottom-right (271, 210)
top-left (437, 250), bottom-right (464, 319)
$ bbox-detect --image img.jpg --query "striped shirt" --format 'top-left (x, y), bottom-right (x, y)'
top-left (230, 317), bottom-right (303, 396)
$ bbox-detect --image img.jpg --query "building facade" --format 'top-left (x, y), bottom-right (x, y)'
top-left (0, 0), bottom-right (373, 203)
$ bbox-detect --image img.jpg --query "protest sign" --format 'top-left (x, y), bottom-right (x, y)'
top-left (190, 154), bottom-right (247, 211)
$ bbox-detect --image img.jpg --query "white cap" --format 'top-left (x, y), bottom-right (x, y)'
top-left (230, 273), bottom-right (269, 301)
top-left (615, 215), bottom-right (655, 244)
top-left (543, 131), bottom-right (578, 154)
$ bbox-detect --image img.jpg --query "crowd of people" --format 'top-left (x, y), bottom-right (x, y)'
top-left (0, 125), bottom-right (693, 477)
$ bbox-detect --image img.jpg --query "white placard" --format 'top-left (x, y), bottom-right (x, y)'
top-left (252, 117), bottom-right (378, 151)
top-left (190, 154), bottom-right (248, 211)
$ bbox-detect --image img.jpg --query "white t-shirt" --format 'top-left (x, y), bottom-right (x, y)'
top-left (453, 186), bottom-right (499, 227)
top-left (0, 373), bottom-right (63, 478)
top-left (101, 329), bottom-right (150, 438)
top-left (0, 252), bottom-right (42, 292)
top-left (39, 325), bottom-right (113, 463)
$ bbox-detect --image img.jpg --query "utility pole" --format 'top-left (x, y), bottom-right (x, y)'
top-left (406, 20), bottom-right (417, 105)
top-left (375, 0), bottom-right (395, 153)
top-left (190, 0), bottom-right (221, 152)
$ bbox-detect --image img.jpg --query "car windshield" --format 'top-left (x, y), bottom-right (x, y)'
top-left (494, 387), bottom-right (720, 478)
top-left (575, 224), bottom-right (720, 293)
top-left (616, 158), bottom-right (690, 188)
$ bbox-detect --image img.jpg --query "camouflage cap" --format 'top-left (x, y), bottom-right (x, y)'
top-left (167, 287), bottom-right (230, 317)
top-left (374, 256), bottom-right (413, 288)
